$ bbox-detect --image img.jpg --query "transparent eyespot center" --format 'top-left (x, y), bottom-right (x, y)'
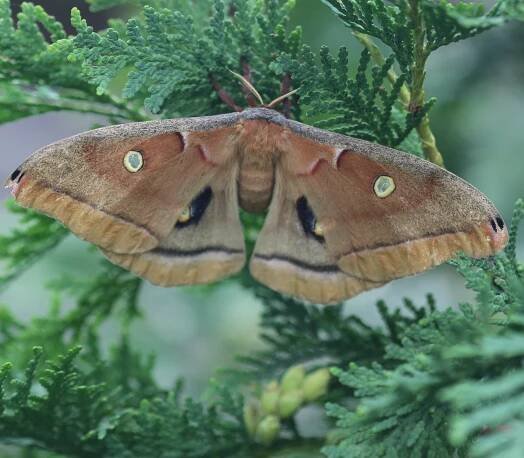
top-left (373, 175), bottom-right (396, 198)
top-left (123, 150), bottom-right (144, 173)
top-left (178, 207), bottom-right (191, 223)
top-left (313, 222), bottom-right (324, 237)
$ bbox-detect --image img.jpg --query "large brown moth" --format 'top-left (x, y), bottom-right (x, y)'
top-left (5, 106), bottom-right (508, 304)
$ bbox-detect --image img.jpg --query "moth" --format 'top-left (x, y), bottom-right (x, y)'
top-left (5, 107), bottom-right (508, 304)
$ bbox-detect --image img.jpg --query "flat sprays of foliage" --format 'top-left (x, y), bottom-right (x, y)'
top-left (0, 0), bottom-right (523, 457)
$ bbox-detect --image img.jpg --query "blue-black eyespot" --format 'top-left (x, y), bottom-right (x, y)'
top-left (176, 187), bottom-right (213, 228)
top-left (296, 196), bottom-right (325, 243)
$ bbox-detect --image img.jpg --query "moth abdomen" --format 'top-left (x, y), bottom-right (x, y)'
top-left (237, 152), bottom-right (275, 213)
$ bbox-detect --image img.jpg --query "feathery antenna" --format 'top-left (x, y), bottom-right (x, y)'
top-left (228, 69), bottom-right (265, 106)
top-left (267, 88), bottom-right (300, 109)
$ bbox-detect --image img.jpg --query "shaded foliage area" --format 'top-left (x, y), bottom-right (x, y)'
top-left (0, 0), bottom-right (523, 457)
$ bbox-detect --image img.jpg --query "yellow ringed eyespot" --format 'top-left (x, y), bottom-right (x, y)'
top-left (313, 222), bottom-right (324, 237)
top-left (373, 175), bottom-right (396, 198)
top-left (178, 207), bottom-right (191, 223)
top-left (123, 150), bottom-right (144, 173)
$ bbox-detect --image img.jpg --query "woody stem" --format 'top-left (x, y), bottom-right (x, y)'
top-left (353, 29), bottom-right (445, 168)
top-left (408, 0), bottom-right (444, 167)
top-left (242, 61), bottom-right (258, 107)
top-left (280, 73), bottom-right (292, 118)
top-left (209, 74), bottom-right (242, 112)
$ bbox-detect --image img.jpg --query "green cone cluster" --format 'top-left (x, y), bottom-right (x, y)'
top-left (243, 365), bottom-right (331, 445)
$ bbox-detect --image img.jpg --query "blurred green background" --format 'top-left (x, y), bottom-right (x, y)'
top-left (0, 0), bottom-right (523, 395)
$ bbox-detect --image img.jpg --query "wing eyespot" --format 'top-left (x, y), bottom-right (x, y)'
top-left (313, 221), bottom-right (325, 238)
top-left (373, 175), bottom-right (396, 198)
top-left (177, 207), bottom-right (191, 223)
top-left (123, 150), bottom-right (144, 173)
top-left (296, 196), bottom-right (325, 243)
top-left (176, 187), bottom-right (213, 228)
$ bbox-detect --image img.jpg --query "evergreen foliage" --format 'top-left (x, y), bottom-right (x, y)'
top-left (323, 201), bottom-right (524, 458)
top-left (72, 0), bottom-right (302, 116)
top-left (0, 202), bottom-right (67, 289)
top-left (274, 46), bottom-right (428, 148)
top-left (0, 0), bottom-right (522, 457)
top-left (322, 0), bottom-right (514, 64)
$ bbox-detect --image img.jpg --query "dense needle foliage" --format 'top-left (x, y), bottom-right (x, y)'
top-left (0, 0), bottom-right (523, 456)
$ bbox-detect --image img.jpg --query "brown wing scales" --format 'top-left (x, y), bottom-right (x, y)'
top-left (7, 109), bottom-right (508, 303)
top-left (250, 168), bottom-right (383, 304)
top-left (10, 119), bottom-right (240, 254)
top-left (280, 133), bottom-right (508, 285)
top-left (102, 165), bottom-right (245, 285)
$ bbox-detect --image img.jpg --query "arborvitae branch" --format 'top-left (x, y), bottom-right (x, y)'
top-left (232, 275), bottom-right (436, 390)
top-left (49, 260), bottom-right (143, 338)
top-left (0, 201), bottom-right (68, 290)
top-left (71, 1), bottom-right (302, 117)
top-left (321, 0), bottom-right (523, 165)
top-left (274, 45), bottom-right (428, 150)
top-left (323, 199), bottom-right (524, 458)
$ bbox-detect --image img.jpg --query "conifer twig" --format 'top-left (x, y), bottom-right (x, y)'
top-left (279, 73), bottom-right (293, 118)
top-left (354, 30), bottom-right (445, 167)
top-left (241, 60), bottom-right (258, 107)
top-left (408, 0), bottom-right (445, 167)
top-left (0, 92), bottom-right (144, 121)
top-left (209, 74), bottom-right (243, 112)
top-left (353, 33), bottom-right (410, 106)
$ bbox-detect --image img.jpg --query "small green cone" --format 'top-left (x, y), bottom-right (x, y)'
top-left (303, 368), bottom-right (331, 401)
top-left (281, 365), bottom-right (305, 392)
top-left (255, 415), bottom-right (281, 446)
top-left (243, 401), bottom-right (259, 438)
top-left (278, 388), bottom-right (304, 418)
top-left (261, 380), bottom-right (280, 415)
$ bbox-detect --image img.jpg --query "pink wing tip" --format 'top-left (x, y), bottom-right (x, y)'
top-left (483, 216), bottom-right (509, 253)
top-left (4, 170), bottom-right (27, 198)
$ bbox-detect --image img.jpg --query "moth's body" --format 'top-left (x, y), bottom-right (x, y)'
top-left (6, 108), bottom-right (508, 304)
top-left (236, 116), bottom-right (279, 212)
